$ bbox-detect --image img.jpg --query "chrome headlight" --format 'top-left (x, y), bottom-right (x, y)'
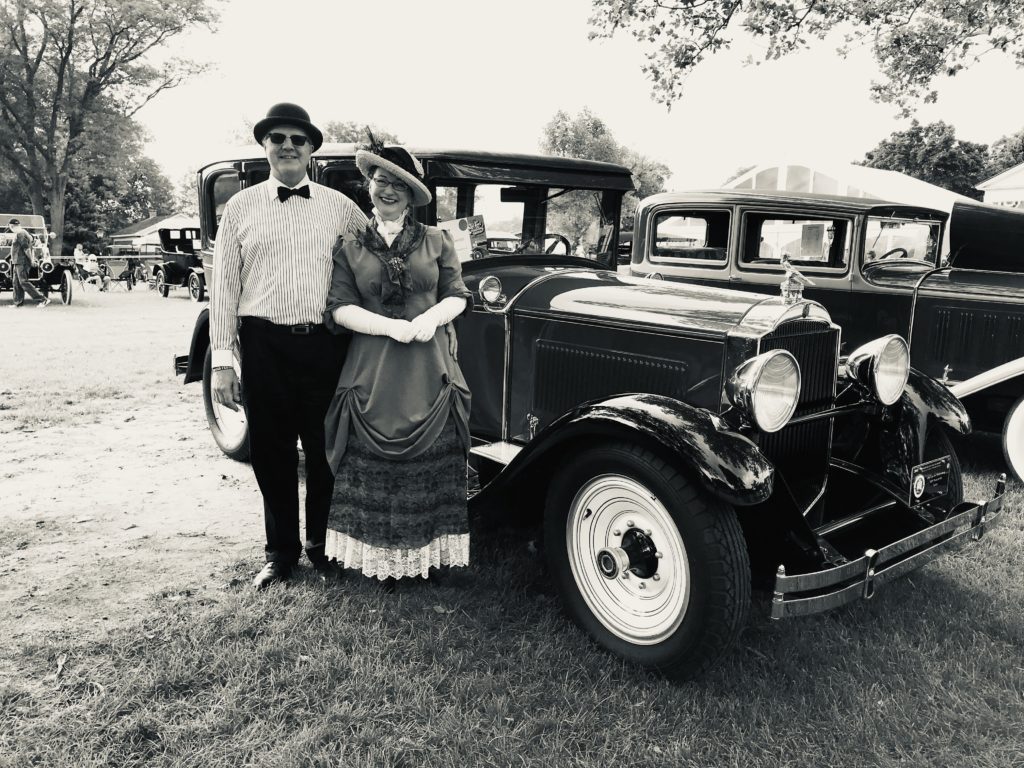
top-left (727, 350), bottom-right (801, 433)
top-left (845, 335), bottom-right (910, 406)
top-left (41, 259), bottom-right (54, 273)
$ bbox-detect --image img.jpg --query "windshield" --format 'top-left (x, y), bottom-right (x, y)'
top-left (434, 182), bottom-right (618, 262)
top-left (864, 217), bottom-right (941, 266)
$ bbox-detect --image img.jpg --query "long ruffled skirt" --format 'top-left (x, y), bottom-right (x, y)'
top-left (325, 417), bottom-right (469, 579)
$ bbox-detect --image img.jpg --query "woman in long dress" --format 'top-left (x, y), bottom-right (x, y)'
top-left (323, 140), bottom-right (471, 583)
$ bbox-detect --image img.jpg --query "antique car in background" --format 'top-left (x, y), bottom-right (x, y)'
top-left (0, 213), bottom-right (73, 303)
top-left (628, 190), bottom-right (1024, 482)
top-left (175, 149), bottom-right (1004, 679)
top-left (147, 227), bottom-right (205, 300)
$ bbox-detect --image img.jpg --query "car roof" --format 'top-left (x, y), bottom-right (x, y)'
top-left (198, 144), bottom-right (635, 186)
top-left (640, 189), bottom-right (947, 217)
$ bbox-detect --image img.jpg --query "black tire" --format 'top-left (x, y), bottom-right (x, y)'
top-left (544, 441), bottom-right (750, 680)
top-left (923, 426), bottom-right (963, 514)
top-left (60, 270), bottom-right (73, 305)
top-left (156, 268), bottom-right (169, 298)
top-left (201, 347), bottom-right (250, 462)
top-left (188, 272), bottom-right (205, 302)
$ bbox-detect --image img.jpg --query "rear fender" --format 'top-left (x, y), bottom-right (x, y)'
top-left (472, 393), bottom-right (774, 511)
top-left (180, 308), bottom-right (210, 384)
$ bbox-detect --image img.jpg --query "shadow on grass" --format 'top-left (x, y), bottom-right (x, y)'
top-left (2, 515), bottom-right (1022, 767)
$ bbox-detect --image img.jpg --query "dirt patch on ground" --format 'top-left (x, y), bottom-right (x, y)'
top-left (0, 286), bottom-right (269, 646)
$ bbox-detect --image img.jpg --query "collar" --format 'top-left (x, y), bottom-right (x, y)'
top-left (266, 174), bottom-right (312, 201)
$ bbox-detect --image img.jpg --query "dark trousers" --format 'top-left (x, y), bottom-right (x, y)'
top-left (238, 318), bottom-right (349, 564)
top-left (12, 264), bottom-right (45, 304)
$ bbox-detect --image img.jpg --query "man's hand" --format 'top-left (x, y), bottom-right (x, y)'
top-left (409, 312), bottom-right (437, 342)
top-left (211, 367), bottom-right (242, 411)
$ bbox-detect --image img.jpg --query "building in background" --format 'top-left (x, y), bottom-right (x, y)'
top-left (108, 213), bottom-right (198, 253)
top-left (976, 162), bottom-right (1024, 208)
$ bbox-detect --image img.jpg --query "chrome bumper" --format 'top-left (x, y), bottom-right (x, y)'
top-left (771, 474), bottom-right (1007, 620)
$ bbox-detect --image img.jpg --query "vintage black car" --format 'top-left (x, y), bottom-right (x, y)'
top-left (175, 150), bottom-right (1004, 679)
top-left (628, 190), bottom-right (1024, 483)
top-left (147, 227), bottom-right (206, 300)
top-left (1, 213), bottom-right (74, 303)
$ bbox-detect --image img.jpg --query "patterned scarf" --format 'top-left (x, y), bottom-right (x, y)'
top-left (357, 216), bottom-right (427, 319)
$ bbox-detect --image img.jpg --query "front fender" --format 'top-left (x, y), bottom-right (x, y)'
top-left (880, 368), bottom-right (970, 488)
top-left (473, 393), bottom-right (774, 510)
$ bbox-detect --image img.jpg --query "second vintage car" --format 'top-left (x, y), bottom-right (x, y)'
top-left (176, 148), bottom-right (1004, 679)
top-left (627, 189), bottom-right (1024, 482)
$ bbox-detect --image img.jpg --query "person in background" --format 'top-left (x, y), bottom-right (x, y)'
top-left (209, 103), bottom-right (369, 590)
top-left (323, 137), bottom-right (472, 588)
top-left (8, 219), bottom-right (49, 307)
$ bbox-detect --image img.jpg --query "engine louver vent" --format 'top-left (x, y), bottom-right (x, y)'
top-left (533, 341), bottom-right (689, 425)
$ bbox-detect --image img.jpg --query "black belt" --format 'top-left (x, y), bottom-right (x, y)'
top-left (242, 316), bottom-right (327, 335)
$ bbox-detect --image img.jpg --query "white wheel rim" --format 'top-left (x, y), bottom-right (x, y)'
top-left (212, 357), bottom-right (247, 447)
top-left (566, 474), bottom-right (690, 645)
top-left (1004, 398), bottom-right (1024, 482)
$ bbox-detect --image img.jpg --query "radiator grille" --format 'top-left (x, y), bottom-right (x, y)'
top-left (757, 320), bottom-right (839, 491)
top-left (533, 341), bottom-right (688, 424)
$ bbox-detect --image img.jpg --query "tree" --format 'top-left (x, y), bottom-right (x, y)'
top-left (0, 0), bottom-right (215, 254)
top-left (860, 121), bottom-right (988, 200)
top-left (322, 121), bottom-right (400, 145)
top-left (986, 128), bottom-right (1024, 180)
top-left (541, 108), bottom-right (669, 240)
top-left (588, 0), bottom-right (1024, 115)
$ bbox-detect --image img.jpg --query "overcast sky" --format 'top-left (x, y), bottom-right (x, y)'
top-left (137, 0), bottom-right (1024, 190)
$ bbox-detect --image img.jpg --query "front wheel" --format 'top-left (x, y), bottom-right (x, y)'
top-left (201, 347), bottom-right (250, 461)
top-left (544, 441), bottom-right (750, 680)
top-left (1002, 396), bottom-right (1024, 483)
top-left (60, 270), bottom-right (73, 305)
top-left (156, 268), bottom-right (169, 298)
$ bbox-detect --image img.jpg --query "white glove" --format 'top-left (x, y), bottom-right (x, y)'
top-left (331, 305), bottom-right (415, 343)
top-left (409, 297), bottom-right (467, 342)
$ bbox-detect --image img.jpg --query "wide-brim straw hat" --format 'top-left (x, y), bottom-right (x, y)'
top-left (253, 102), bottom-right (324, 151)
top-left (355, 146), bottom-right (432, 208)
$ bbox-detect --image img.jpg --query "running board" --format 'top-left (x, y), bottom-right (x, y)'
top-left (470, 441), bottom-right (523, 466)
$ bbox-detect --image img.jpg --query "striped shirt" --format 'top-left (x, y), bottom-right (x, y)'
top-left (210, 175), bottom-right (368, 367)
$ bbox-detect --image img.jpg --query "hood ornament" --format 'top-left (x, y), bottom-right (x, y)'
top-left (780, 255), bottom-right (814, 305)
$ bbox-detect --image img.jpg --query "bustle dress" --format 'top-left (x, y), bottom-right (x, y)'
top-left (322, 218), bottom-right (472, 579)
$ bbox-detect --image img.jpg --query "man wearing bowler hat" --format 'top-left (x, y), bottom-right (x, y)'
top-left (210, 102), bottom-right (368, 589)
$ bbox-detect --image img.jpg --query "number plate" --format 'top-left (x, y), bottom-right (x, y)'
top-left (908, 455), bottom-right (951, 507)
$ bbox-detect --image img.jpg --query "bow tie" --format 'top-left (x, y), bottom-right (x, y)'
top-left (277, 185), bottom-right (310, 203)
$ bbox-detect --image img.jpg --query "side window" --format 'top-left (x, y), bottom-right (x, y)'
top-left (322, 167), bottom-right (372, 216)
top-left (206, 171), bottom-right (241, 241)
top-left (742, 213), bottom-right (851, 271)
top-left (649, 210), bottom-right (730, 266)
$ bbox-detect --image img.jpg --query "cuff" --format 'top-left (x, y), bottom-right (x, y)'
top-left (211, 349), bottom-right (235, 368)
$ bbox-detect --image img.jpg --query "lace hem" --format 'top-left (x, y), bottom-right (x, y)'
top-left (324, 530), bottom-right (469, 580)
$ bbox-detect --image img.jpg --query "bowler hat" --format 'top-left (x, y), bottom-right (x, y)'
top-left (253, 103), bottom-right (324, 151)
top-left (8, 218), bottom-right (19, 225)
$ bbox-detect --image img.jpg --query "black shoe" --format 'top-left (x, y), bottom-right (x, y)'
top-left (310, 556), bottom-right (343, 583)
top-left (253, 561), bottom-right (292, 590)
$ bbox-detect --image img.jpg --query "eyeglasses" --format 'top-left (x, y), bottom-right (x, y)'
top-left (371, 176), bottom-right (410, 194)
top-left (266, 132), bottom-right (310, 147)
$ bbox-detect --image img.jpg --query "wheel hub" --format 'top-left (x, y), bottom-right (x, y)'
top-left (596, 528), bottom-right (659, 579)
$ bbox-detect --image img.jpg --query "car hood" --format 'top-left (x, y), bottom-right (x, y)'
top-left (511, 269), bottom-right (796, 338)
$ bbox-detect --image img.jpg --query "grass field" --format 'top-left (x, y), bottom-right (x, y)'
top-left (0, 290), bottom-right (1021, 767)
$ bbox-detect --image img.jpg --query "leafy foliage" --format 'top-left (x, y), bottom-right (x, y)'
top-left (0, 0), bottom-right (215, 253)
top-left (986, 128), bottom-right (1024, 180)
top-left (588, 0), bottom-right (1024, 115)
top-left (322, 121), bottom-right (401, 145)
top-left (540, 108), bottom-right (669, 242)
top-left (859, 121), bottom-right (988, 200)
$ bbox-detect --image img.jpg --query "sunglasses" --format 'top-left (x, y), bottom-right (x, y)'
top-left (371, 176), bottom-right (410, 194)
top-left (266, 132), bottom-right (310, 147)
